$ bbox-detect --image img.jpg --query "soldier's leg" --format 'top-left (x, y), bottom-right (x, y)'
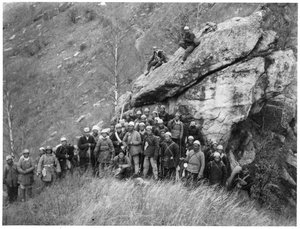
top-left (12, 186), bottom-right (19, 202)
top-left (132, 155), bottom-right (140, 174)
top-left (6, 185), bottom-right (13, 203)
top-left (143, 156), bottom-right (150, 178)
top-left (147, 60), bottom-right (158, 72)
top-left (27, 186), bottom-right (33, 199)
top-left (20, 185), bottom-right (26, 202)
top-left (183, 46), bottom-right (195, 61)
top-left (179, 41), bottom-right (187, 49)
top-left (150, 157), bottom-right (158, 180)
top-left (153, 60), bottom-right (163, 70)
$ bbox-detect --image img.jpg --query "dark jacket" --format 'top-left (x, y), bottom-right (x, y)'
top-left (110, 131), bottom-right (125, 156)
top-left (221, 153), bottom-right (231, 178)
top-left (56, 144), bottom-right (74, 170)
top-left (182, 31), bottom-right (196, 46)
top-left (207, 160), bottom-right (227, 186)
top-left (161, 140), bottom-right (180, 169)
top-left (187, 126), bottom-right (206, 145)
top-left (143, 133), bottom-right (160, 159)
top-left (77, 135), bottom-right (96, 158)
top-left (159, 111), bottom-right (169, 126)
top-left (4, 162), bottom-right (19, 187)
top-left (148, 50), bottom-right (167, 63)
top-left (154, 125), bottom-right (169, 136)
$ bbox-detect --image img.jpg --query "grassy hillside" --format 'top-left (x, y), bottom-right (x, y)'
top-left (2, 172), bottom-right (296, 226)
top-left (3, 3), bottom-right (268, 159)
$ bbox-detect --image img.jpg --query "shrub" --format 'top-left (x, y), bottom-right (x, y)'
top-left (67, 7), bottom-right (79, 24)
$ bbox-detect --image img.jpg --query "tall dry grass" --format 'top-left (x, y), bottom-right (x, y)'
top-left (2, 169), bottom-right (296, 226)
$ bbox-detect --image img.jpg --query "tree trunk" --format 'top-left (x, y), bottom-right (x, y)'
top-left (114, 40), bottom-right (119, 115)
top-left (4, 92), bottom-right (15, 157)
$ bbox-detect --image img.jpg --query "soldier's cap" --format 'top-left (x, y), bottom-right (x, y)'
top-left (139, 122), bottom-right (145, 126)
top-left (115, 123), bottom-right (122, 128)
top-left (175, 112), bottom-right (181, 116)
top-left (193, 140), bottom-right (201, 146)
top-left (165, 132), bottom-right (172, 137)
top-left (144, 108), bottom-right (150, 112)
top-left (146, 126), bottom-right (152, 130)
top-left (119, 119), bottom-right (125, 123)
top-left (84, 127), bottom-right (90, 133)
top-left (217, 145), bottom-right (223, 150)
top-left (161, 105), bottom-right (165, 108)
top-left (60, 137), bottom-right (67, 142)
top-left (213, 152), bottom-right (221, 158)
top-left (101, 128), bottom-right (109, 134)
top-left (141, 114), bottom-right (147, 119)
top-left (188, 136), bottom-right (194, 140)
top-left (39, 147), bottom-right (45, 151)
top-left (128, 121), bottom-right (135, 126)
top-left (157, 119), bottom-right (163, 124)
top-left (6, 155), bottom-right (13, 161)
top-left (184, 26), bottom-right (189, 30)
top-left (92, 125), bottom-right (99, 131)
top-left (153, 46), bottom-right (157, 49)
top-left (23, 149), bottom-right (30, 154)
top-left (136, 110), bottom-right (142, 115)
top-left (46, 146), bottom-right (52, 151)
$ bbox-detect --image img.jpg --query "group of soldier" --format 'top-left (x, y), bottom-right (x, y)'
top-left (4, 105), bottom-right (253, 204)
top-left (3, 25), bottom-right (253, 204)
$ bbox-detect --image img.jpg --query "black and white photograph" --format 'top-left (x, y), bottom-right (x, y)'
top-left (2, 1), bottom-right (297, 226)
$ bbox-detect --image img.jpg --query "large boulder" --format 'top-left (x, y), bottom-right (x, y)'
top-left (130, 11), bottom-right (265, 107)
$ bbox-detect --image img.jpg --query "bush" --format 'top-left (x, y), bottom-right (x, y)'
top-left (67, 7), bottom-right (79, 24)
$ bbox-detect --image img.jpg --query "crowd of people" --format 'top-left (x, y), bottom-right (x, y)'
top-left (4, 24), bottom-right (253, 204)
top-left (4, 105), bottom-right (253, 204)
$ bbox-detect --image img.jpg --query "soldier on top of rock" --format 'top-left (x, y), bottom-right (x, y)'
top-left (179, 26), bottom-right (200, 64)
top-left (145, 46), bottom-right (168, 76)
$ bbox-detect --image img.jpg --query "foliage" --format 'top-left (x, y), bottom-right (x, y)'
top-left (2, 172), bottom-right (296, 226)
top-left (67, 7), bottom-right (79, 24)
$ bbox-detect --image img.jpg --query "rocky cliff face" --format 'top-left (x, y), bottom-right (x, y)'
top-left (120, 8), bottom-right (297, 211)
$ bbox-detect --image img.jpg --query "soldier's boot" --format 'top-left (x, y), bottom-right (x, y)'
top-left (21, 188), bottom-right (26, 202)
top-left (27, 187), bottom-right (33, 199)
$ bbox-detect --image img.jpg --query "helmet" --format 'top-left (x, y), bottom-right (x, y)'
top-left (193, 140), bottom-right (201, 146)
top-left (184, 26), bottom-right (189, 30)
top-left (188, 136), bottom-right (194, 140)
top-left (23, 149), bottom-right (30, 154)
top-left (84, 127), bottom-right (90, 133)
top-left (39, 147), bottom-right (45, 151)
top-left (165, 132), bottom-right (172, 137)
top-left (139, 122), bottom-right (145, 126)
top-left (157, 119), bottom-right (163, 124)
top-left (128, 121), bottom-right (135, 126)
top-left (144, 108), bottom-right (150, 112)
top-left (115, 123), bottom-right (122, 128)
top-left (92, 125), bottom-right (99, 131)
top-left (175, 112), bottom-right (180, 117)
top-left (141, 114), bottom-right (147, 119)
top-left (136, 110), bottom-right (142, 115)
top-left (217, 145), bottom-right (223, 150)
top-left (60, 137), bottom-right (67, 142)
top-left (6, 155), bottom-right (13, 161)
top-left (146, 126), bottom-right (153, 130)
top-left (213, 152), bottom-right (221, 158)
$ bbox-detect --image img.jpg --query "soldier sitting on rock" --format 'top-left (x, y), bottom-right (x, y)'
top-left (179, 26), bottom-right (200, 64)
top-left (145, 46), bottom-right (167, 76)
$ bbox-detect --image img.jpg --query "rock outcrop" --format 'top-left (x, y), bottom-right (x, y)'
top-left (123, 9), bottom-right (297, 143)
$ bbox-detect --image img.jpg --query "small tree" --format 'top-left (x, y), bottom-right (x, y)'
top-left (98, 3), bottom-right (139, 118)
